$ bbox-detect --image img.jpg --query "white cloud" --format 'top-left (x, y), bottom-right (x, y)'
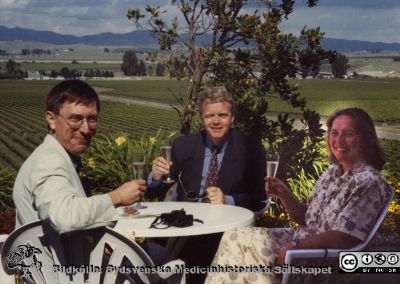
top-left (0, 0), bottom-right (29, 8)
top-left (312, 0), bottom-right (400, 9)
top-left (0, 0), bottom-right (399, 43)
top-left (281, 6), bottom-right (400, 43)
top-left (49, 6), bottom-right (89, 17)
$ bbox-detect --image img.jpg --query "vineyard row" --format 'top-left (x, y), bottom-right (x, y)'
top-left (0, 93), bottom-right (180, 171)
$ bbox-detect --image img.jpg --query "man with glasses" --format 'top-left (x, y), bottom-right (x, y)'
top-left (13, 79), bottom-right (146, 232)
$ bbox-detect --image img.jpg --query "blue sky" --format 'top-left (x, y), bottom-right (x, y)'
top-left (0, 0), bottom-right (399, 43)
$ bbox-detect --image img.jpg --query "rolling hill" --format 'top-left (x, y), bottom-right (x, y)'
top-left (1, 25), bottom-right (400, 51)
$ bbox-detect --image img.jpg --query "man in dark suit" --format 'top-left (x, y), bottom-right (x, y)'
top-left (147, 86), bottom-right (266, 211)
top-left (146, 86), bottom-right (267, 282)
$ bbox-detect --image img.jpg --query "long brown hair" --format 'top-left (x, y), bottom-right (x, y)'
top-left (326, 108), bottom-right (385, 170)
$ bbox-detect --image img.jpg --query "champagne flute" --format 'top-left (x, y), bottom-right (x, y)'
top-left (133, 149), bottom-right (147, 209)
top-left (161, 146), bottom-right (175, 183)
top-left (266, 152), bottom-right (279, 205)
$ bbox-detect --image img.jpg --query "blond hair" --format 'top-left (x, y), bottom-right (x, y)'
top-left (198, 86), bottom-right (235, 115)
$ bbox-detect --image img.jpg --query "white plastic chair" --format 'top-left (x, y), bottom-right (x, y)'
top-left (282, 189), bottom-right (394, 284)
top-left (1, 221), bottom-right (186, 284)
top-left (0, 234), bottom-right (15, 284)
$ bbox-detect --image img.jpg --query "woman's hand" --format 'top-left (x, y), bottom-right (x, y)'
top-left (265, 177), bottom-right (289, 199)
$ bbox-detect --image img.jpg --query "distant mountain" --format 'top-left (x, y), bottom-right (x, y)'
top-left (1, 25), bottom-right (400, 51)
top-left (0, 25), bottom-right (157, 46)
top-left (321, 37), bottom-right (400, 52)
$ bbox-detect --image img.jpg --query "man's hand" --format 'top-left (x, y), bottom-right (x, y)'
top-left (151, 156), bottom-right (172, 180)
top-left (206, 186), bottom-right (227, 204)
top-left (108, 179), bottom-right (147, 207)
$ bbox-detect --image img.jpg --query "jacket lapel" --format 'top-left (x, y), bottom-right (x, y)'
top-left (45, 135), bottom-right (86, 196)
top-left (218, 129), bottom-right (241, 194)
top-left (190, 133), bottom-right (206, 195)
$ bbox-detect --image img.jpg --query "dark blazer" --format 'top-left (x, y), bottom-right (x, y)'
top-left (147, 128), bottom-right (267, 211)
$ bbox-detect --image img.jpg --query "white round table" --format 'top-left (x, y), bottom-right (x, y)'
top-left (114, 201), bottom-right (255, 238)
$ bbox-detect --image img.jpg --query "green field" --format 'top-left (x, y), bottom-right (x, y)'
top-left (1, 77), bottom-right (400, 170)
top-left (18, 62), bottom-right (123, 73)
top-left (90, 78), bottom-right (400, 122)
top-left (0, 42), bottom-right (156, 61)
top-left (273, 78), bottom-right (400, 121)
top-left (91, 79), bottom-right (188, 103)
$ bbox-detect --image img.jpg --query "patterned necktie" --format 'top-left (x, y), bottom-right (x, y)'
top-left (205, 145), bottom-right (219, 189)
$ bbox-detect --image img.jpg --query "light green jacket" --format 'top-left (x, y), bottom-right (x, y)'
top-left (13, 134), bottom-right (116, 233)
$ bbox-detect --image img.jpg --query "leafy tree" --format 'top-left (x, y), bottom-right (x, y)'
top-left (84, 69), bottom-right (94, 78)
top-left (128, 0), bottom-right (333, 180)
top-left (1, 59), bottom-right (27, 79)
top-left (167, 56), bottom-right (187, 79)
top-left (6, 59), bottom-right (20, 75)
top-left (138, 60), bottom-right (147, 76)
top-left (155, 62), bottom-right (166, 76)
top-left (331, 53), bottom-right (349, 78)
top-left (298, 27), bottom-right (328, 79)
top-left (50, 70), bottom-right (58, 78)
top-left (21, 49), bottom-right (30, 55)
top-left (121, 50), bottom-right (139, 75)
top-left (148, 65), bottom-right (154, 76)
top-left (59, 67), bottom-right (81, 79)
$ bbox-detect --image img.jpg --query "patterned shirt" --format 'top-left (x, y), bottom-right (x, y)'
top-left (294, 162), bottom-right (391, 241)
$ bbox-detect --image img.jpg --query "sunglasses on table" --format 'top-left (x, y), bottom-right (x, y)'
top-left (178, 172), bottom-right (208, 201)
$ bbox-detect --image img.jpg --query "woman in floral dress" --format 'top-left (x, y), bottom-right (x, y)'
top-left (205, 108), bottom-right (392, 283)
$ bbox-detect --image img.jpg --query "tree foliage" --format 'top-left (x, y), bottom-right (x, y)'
top-left (156, 62), bottom-right (167, 76)
top-left (121, 50), bottom-right (147, 76)
top-left (127, 0), bottom-right (333, 180)
top-left (331, 53), bottom-right (349, 78)
top-left (0, 59), bottom-right (27, 79)
top-left (121, 50), bottom-right (139, 75)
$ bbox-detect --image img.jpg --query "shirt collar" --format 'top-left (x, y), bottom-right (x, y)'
top-left (205, 134), bottom-right (229, 153)
top-left (334, 160), bottom-right (366, 177)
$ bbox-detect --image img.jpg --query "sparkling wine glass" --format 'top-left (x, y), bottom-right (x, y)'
top-left (266, 152), bottom-right (280, 205)
top-left (161, 146), bottom-right (175, 184)
top-left (133, 149), bottom-right (147, 209)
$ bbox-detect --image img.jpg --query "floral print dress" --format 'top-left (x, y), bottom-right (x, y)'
top-left (205, 162), bottom-right (392, 284)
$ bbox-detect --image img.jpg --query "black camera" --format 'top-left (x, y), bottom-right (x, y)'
top-left (150, 209), bottom-right (203, 229)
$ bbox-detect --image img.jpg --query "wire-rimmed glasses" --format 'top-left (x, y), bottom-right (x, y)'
top-left (57, 114), bottom-right (99, 130)
top-left (178, 172), bottom-right (208, 201)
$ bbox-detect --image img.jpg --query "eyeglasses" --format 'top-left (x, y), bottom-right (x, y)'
top-left (178, 172), bottom-right (208, 201)
top-left (58, 114), bottom-right (99, 130)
